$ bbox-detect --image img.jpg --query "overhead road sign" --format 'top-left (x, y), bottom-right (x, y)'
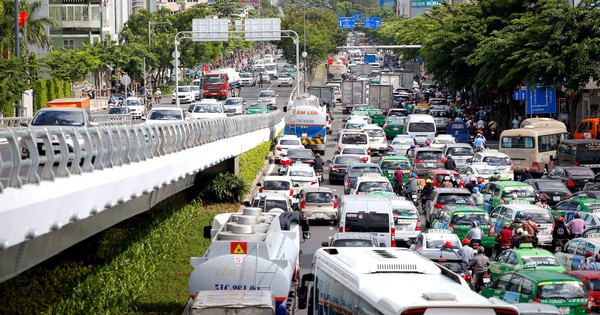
top-left (245, 18), bottom-right (281, 41)
top-left (338, 17), bottom-right (355, 29)
top-left (526, 83), bottom-right (557, 115)
top-left (364, 17), bottom-right (381, 29)
top-left (338, 45), bottom-right (422, 49)
top-left (192, 19), bottom-right (229, 41)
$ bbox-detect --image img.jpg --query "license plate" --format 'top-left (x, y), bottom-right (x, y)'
top-left (427, 163), bottom-right (435, 167)
top-left (315, 213), bottom-right (326, 218)
top-left (302, 133), bottom-right (308, 137)
top-left (483, 278), bottom-right (490, 284)
top-left (559, 307), bottom-right (570, 314)
top-left (553, 196), bottom-right (561, 201)
top-left (393, 127), bottom-right (398, 131)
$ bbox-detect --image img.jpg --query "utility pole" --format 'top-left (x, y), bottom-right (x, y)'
top-left (15, 0), bottom-right (21, 117)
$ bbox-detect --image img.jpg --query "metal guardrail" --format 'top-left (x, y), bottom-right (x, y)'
top-left (0, 112), bottom-right (283, 192)
top-left (0, 114), bottom-right (132, 129)
top-left (0, 117), bottom-right (31, 128)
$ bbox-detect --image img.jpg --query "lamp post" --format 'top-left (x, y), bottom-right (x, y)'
top-left (146, 21), bottom-right (171, 105)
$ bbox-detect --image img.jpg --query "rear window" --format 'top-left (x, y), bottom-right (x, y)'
top-left (416, 151), bottom-right (443, 160)
top-left (566, 168), bottom-right (595, 177)
top-left (438, 194), bottom-right (474, 205)
top-left (408, 122), bottom-right (435, 132)
top-left (381, 160), bottom-right (411, 170)
top-left (536, 181), bottom-right (568, 191)
top-left (482, 156), bottom-right (511, 166)
top-left (450, 212), bottom-right (490, 225)
top-left (342, 148), bottom-right (367, 155)
top-left (357, 181), bottom-right (393, 193)
top-left (345, 213), bottom-right (390, 233)
top-left (348, 166), bottom-right (380, 174)
top-left (521, 256), bottom-right (560, 267)
top-left (538, 282), bottom-right (587, 299)
top-left (515, 211), bottom-right (554, 224)
top-left (447, 147), bottom-right (474, 156)
top-left (331, 240), bottom-right (374, 247)
top-left (342, 133), bottom-right (368, 145)
top-left (502, 136), bottom-right (534, 149)
top-left (366, 129), bottom-right (385, 138)
top-left (426, 238), bottom-right (460, 249)
top-left (252, 199), bottom-right (288, 212)
top-left (280, 139), bottom-right (301, 146)
top-left (437, 261), bottom-right (467, 274)
top-left (305, 192), bottom-right (333, 203)
top-left (288, 150), bottom-right (314, 159)
top-left (333, 156), bottom-right (361, 165)
top-left (289, 169), bottom-right (313, 177)
top-left (393, 208), bottom-right (418, 218)
top-left (575, 144), bottom-right (600, 164)
top-left (586, 279), bottom-right (600, 292)
top-left (502, 187), bottom-right (536, 198)
top-left (346, 122), bottom-right (365, 129)
top-left (449, 123), bottom-right (466, 130)
top-left (431, 111), bottom-right (450, 118)
top-left (263, 181), bottom-right (290, 190)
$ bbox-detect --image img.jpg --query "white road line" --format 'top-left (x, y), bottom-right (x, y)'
top-left (267, 163), bottom-right (276, 176)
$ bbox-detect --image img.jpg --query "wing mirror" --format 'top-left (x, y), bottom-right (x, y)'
top-left (243, 201), bottom-right (251, 207)
top-left (321, 241), bottom-right (329, 247)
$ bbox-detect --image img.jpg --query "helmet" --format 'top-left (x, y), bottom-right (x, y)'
top-left (410, 172), bottom-right (416, 178)
top-left (494, 170), bottom-right (499, 174)
top-left (477, 177), bottom-right (484, 184)
top-left (444, 241), bottom-right (453, 248)
top-left (522, 231), bottom-right (529, 236)
top-left (516, 228), bottom-right (524, 234)
top-left (526, 215), bottom-right (533, 220)
top-left (557, 216), bottom-right (564, 222)
top-left (471, 221), bottom-right (478, 227)
top-left (462, 238), bottom-right (470, 245)
top-left (466, 171), bottom-right (472, 176)
top-left (444, 176), bottom-right (450, 181)
top-left (472, 187), bottom-right (479, 193)
top-left (471, 177), bottom-right (477, 182)
top-left (425, 179), bottom-right (432, 184)
top-left (447, 154), bottom-right (453, 159)
top-left (426, 141), bottom-right (431, 146)
top-left (524, 167), bottom-right (530, 172)
top-left (315, 153), bottom-right (320, 157)
top-left (477, 247), bottom-right (485, 253)
top-left (503, 222), bottom-right (510, 228)
top-left (575, 212), bottom-right (581, 218)
top-left (410, 144), bottom-right (415, 149)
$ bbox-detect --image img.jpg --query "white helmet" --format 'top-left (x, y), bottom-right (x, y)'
top-left (444, 176), bottom-right (450, 181)
top-left (516, 228), bottom-right (524, 234)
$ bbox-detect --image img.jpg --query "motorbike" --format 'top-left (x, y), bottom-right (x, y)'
top-left (108, 99), bottom-right (116, 107)
top-left (315, 169), bottom-right (323, 183)
top-left (553, 239), bottom-right (566, 253)
top-left (406, 191), bottom-right (418, 206)
top-left (278, 157), bottom-right (291, 175)
top-left (471, 272), bottom-right (491, 293)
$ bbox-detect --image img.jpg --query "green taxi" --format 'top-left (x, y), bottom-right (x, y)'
top-left (482, 181), bottom-right (537, 212)
top-left (246, 102), bottom-right (270, 114)
top-left (489, 244), bottom-right (566, 280)
top-left (481, 271), bottom-right (590, 314)
top-left (367, 108), bottom-right (385, 127)
top-left (383, 115), bottom-right (406, 139)
top-left (552, 198), bottom-right (600, 219)
top-left (369, 76), bottom-right (381, 84)
top-left (430, 205), bottom-right (495, 249)
top-left (379, 156), bottom-right (412, 183)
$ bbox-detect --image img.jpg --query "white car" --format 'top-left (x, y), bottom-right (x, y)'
top-left (264, 63), bottom-right (278, 79)
top-left (254, 59), bottom-right (265, 70)
top-left (125, 97), bottom-right (145, 119)
top-left (409, 229), bottom-right (462, 252)
top-left (258, 176), bottom-right (296, 205)
top-left (239, 72), bottom-right (256, 87)
top-left (362, 124), bottom-right (387, 155)
top-left (339, 145), bottom-right (371, 163)
top-left (145, 107), bottom-right (188, 124)
top-left (471, 150), bottom-right (515, 180)
top-left (223, 97), bottom-right (245, 116)
top-left (258, 90), bottom-right (277, 110)
top-left (285, 163), bottom-right (319, 189)
top-left (350, 174), bottom-right (394, 195)
top-left (430, 135), bottom-right (457, 149)
top-left (275, 135), bottom-right (304, 163)
top-left (277, 72), bottom-right (293, 87)
top-left (344, 119), bottom-right (368, 130)
top-left (388, 136), bottom-right (416, 157)
top-left (457, 163), bottom-right (498, 182)
top-left (171, 86), bottom-right (194, 104)
top-left (190, 101), bottom-right (227, 119)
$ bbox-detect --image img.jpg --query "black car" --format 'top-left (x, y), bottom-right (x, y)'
top-left (327, 154), bottom-right (363, 185)
top-left (544, 166), bottom-right (594, 192)
top-left (416, 249), bottom-right (470, 282)
top-left (286, 148), bottom-right (315, 166)
top-left (568, 190), bottom-right (600, 200)
top-left (523, 179), bottom-right (571, 206)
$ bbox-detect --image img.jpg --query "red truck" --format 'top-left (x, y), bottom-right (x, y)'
top-left (202, 68), bottom-right (241, 99)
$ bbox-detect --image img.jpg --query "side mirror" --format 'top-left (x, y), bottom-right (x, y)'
top-left (298, 286), bottom-right (308, 310)
top-left (203, 226), bottom-right (212, 239)
top-left (141, 117), bottom-right (146, 121)
top-left (256, 183), bottom-right (262, 187)
top-left (321, 241), bottom-right (329, 247)
top-left (302, 231), bottom-right (311, 240)
top-left (283, 106), bottom-right (287, 113)
top-left (243, 201), bottom-right (251, 207)
top-left (294, 183), bottom-right (300, 188)
top-left (20, 121), bottom-right (28, 127)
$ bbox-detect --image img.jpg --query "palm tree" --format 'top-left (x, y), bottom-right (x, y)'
top-left (0, 0), bottom-right (56, 58)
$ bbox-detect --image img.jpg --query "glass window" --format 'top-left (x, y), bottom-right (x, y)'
top-left (497, 250), bottom-right (511, 262)
top-left (357, 181), bottom-right (393, 193)
top-left (408, 122), bottom-right (435, 132)
top-left (577, 122), bottom-right (593, 133)
top-left (507, 252), bottom-right (518, 264)
top-left (381, 160), bottom-right (411, 170)
top-left (565, 168), bottom-right (595, 177)
top-left (415, 151), bottom-right (443, 160)
top-left (495, 274), bottom-right (513, 291)
top-left (566, 239), bottom-right (580, 254)
top-left (502, 136), bottom-right (534, 149)
top-left (280, 139), bottom-right (301, 146)
top-left (483, 156), bottom-right (512, 166)
top-left (31, 110), bottom-right (84, 126)
top-left (576, 241), bottom-right (589, 256)
top-left (538, 282), bottom-right (587, 299)
top-left (538, 134), bottom-right (562, 152)
top-left (521, 279), bottom-right (534, 295)
top-left (447, 147), bottom-right (474, 156)
top-left (341, 133), bottom-right (368, 145)
top-left (437, 194), bottom-right (474, 205)
top-left (263, 181), bottom-right (290, 190)
top-left (515, 211), bottom-right (554, 224)
top-left (586, 279), bottom-right (600, 292)
top-left (450, 212), bottom-right (490, 225)
top-left (521, 256), bottom-right (560, 267)
top-left (345, 213), bottom-right (390, 233)
top-left (506, 275), bottom-right (523, 292)
top-left (502, 187), bottom-right (536, 198)
top-left (331, 240), bottom-right (374, 247)
top-left (333, 156), bottom-right (361, 165)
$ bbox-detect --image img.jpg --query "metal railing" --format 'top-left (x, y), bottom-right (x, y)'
top-left (0, 111), bottom-right (283, 192)
top-left (0, 117), bottom-right (31, 128)
top-left (0, 114), bottom-right (132, 129)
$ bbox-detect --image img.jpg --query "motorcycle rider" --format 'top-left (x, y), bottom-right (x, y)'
top-left (421, 179), bottom-right (435, 206)
top-left (471, 187), bottom-right (484, 206)
top-left (474, 133), bottom-right (486, 151)
top-left (393, 168), bottom-right (405, 195)
top-left (406, 144), bottom-right (416, 156)
top-left (465, 177), bottom-right (478, 193)
top-left (467, 247), bottom-right (490, 292)
top-left (404, 173), bottom-right (418, 199)
top-left (154, 88), bottom-right (162, 103)
top-left (552, 216), bottom-right (570, 252)
top-left (457, 238), bottom-right (475, 264)
top-left (511, 228), bottom-right (524, 249)
top-left (494, 222), bottom-right (513, 258)
top-left (583, 254), bottom-right (600, 270)
top-left (441, 175), bottom-right (454, 188)
top-left (313, 153), bottom-right (324, 177)
top-left (522, 215), bottom-right (539, 247)
top-left (489, 170), bottom-right (501, 182)
top-left (467, 221), bottom-right (483, 247)
top-left (567, 212), bottom-right (587, 238)
top-left (444, 154), bottom-right (456, 171)
top-left (518, 167), bottom-right (533, 182)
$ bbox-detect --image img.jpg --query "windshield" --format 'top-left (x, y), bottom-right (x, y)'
top-left (381, 160), bottom-right (411, 170)
top-left (280, 139), bottom-right (301, 146)
top-left (342, 148), bottom-right (367, 155)
top-left (249, 103), bottom-right (267, 109)
top-left (415, 151), bottom-right (443, 160)
top-left (194, 105), bottom-right (223, 113)
top-left (357, 181), bottom-right (393, 193)
top-left (451, 212), bottom-right (490, 225)
top-left (205, 75), bottom-right (225, 85)
top-left (259, 91), bottom-right (275, 98)
top-left (427, 239), bottom-right (460, 249)
top-left (305, 192), bottom-right (334, 203)
top-left (434, 138), bottom-right (455, 144)
top-left (366, 129), bottom-right (385, 138)
top-left (483, 156), bottom-right (511, 166)
top-left (447, 147), bottom-right (474, 156)
top-left (502, 187), bottom-right (536, 198)
top-left (108, 107), bottom-right (126, 114)
top-left (289, 169), bottom-right (313, 177)
top-left (241, 73), bottom-right (253, 78)
top-left (393, 208), bottom-right (418, 218)
top-left (431, 111), bottom-right (450, 118)
top-left (566, 168), bottom-right (595, 177)
top-left (263, 181), bottom-right (290, 190)
top-left (475, 168), bottom-right (495, 175)
top-left (536, 181), bottom-right (569, 191)
top-left (190, 86), bottom-right (199, 91)
top-left (224, 98), bottom-right (242, 105)
top-left (408, 122), bottom-right (435, 132)
top-left (288, 150), bottom-right (314, 159)
top-left (521, 256), bottom-right (560, 267)
top-left (342, 133), bottom-right (368, 145)
top-left (333, 156), bottom-right (361, 165)
top-left (148, 110), bottom-right (182, 121)
top-left (586, 279), bottom-right (600, 292)
top-left (31, 111), bottom-right (85, 126)
top-left (126, 99), bottom-right (142, 106)
top-left (538, 282), bottom-right (587, 299)
top-left (265, 64), bottom-right (277, 71)
top-left (348, 166), bottom-right (380, 175)
top-left (177, 86), bottom-right (191, 93)
top-left (515, 211), bottom-right (554, 223)
top-left (345, 213), bottom-right (389, 233)
top-left (331, 240), bottom-right (374, 247)
top-left (438, 194), bottom-right (474, 205)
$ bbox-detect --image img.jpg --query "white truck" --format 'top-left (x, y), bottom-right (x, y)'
top-left (340, 80), bottom-right (367, 114)
top-left (368, 84), bottom-right (393, 112)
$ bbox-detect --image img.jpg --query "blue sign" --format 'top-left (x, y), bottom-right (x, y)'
top-left (521, 83), bottom-right (556, 114)
top-left (352, 13), bottom-right (363, 20)
top-left (364, 54), bottom-right (376, 64)
top-left (363, 17), bottom-right (381, 29)
top-left (416, 57), bottom-right (423, 63)
top-left (338, 17), bottom-right (355, 29)
top-left (336, 13), bottom-right (342, 17)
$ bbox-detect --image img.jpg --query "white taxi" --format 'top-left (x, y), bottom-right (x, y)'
top-left (285, 163), bottom-right (319, 188)
top-left (351, 174), bottom-right (394, 195)
top-left (274, 135), bottom-right (304, 164)
top-left (555, 237), bottom-right (600, 270)
top-left (409, 229), bottom-right (462, 252)
top-left (457, 163), bottom-right (498, 182)
top-left (471, 149), bottom-right (514, 180)
top-left (390, 196), bottom-right (422, 245)
top-left (430, 135), bottom-right (457, 149)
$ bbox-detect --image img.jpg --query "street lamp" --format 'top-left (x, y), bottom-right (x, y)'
top-left (146, 21), bottom-right (172, 105)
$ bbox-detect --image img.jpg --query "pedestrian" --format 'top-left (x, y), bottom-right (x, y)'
top-left (258, 73), bottom-right (264, 88)
top-left (444, 154), bottom-right (456, 171)
top-left (457, 238), bottom-right (474, 264)
top-left (567, 212), bottom-right (587, 238)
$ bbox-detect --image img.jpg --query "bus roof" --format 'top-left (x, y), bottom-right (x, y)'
top-left (500, 126), bottom-right (568, 137)
top-left (520, 118), bottom-right (566, 130)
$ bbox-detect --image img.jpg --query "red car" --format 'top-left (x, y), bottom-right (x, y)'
top-left (423, 169), bottom-right (461, 188)
top-left (564, 270), bottom-right (600, 311)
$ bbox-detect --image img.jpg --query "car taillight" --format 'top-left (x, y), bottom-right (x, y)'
top-left (448, 223), bottom-right (454, 231)
top-left (331, 166), bottom-right (340, 172)
top-left (333, 199), bottom-right (338, 209)
top-left (566, 193), bottom-right (572, 198)
top-left (585, 297), bottom-right (592, 313)
top-left (259, 187), bottom-right (264, 193)
top-left (500, 197), bottom-right (505, 204)
top-left (510, 165), bottom-right (514, 171)
top-left (289, 188), bottom-right (294, 196)
top-left (464, 274), bottom-right (471, 282)
top-left (276, 146), bottom-right (282, 151)
top-left (438, 159), bottom-right (446, 163)
top-left (391, 227), bottom-right (396, 245)
top-left (414, 159), bottom-right (423, 163)
top-left (416, 218), bottom-right (421, 231)
top-left (384, 125), bottom-right (389, 129)
top-left (310, 180), bottom-right (317, 185)
top-left (346, 179), bottom-right (350, 184)
top-left (532, 162), bottom-right (539, 168)
top-left (304, 160), bottom-right (314, 164)
top-left (533, 297), bottom-right (540, 303)
top-left (300, 200), bottom-right (306, 209)
top-left (339, 226), bottom-right (343, 232)
top-left (493, 308), bottom-right (519, 315)
top-left (360, 157), bottom-right (369, 162)
top-left (434, 203), bottom-right (443, 209)
top-left (401, 308), bottom-right (426, 315)
top-left (317, 133), bottom-right (324, 137)
top-left (367, 148), bottom-right (371, 154)
top-left (567, 180), bottom-right (575, 187)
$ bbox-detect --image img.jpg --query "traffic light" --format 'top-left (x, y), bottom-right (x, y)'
top-left (18, 10), bottom-right (27, 28)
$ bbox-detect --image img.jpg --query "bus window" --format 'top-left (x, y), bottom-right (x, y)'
top-left (502, 136), bottom-right (534, 149)
top-left (538, 134), bottom-right (561, 152)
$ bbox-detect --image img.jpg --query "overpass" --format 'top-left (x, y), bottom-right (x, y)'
top-left (0, 112), bottom-right (284, 282)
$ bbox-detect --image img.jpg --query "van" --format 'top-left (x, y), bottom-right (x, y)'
top-left (405, 114), bottom-right (436, 145)
top-left (574, 118), bottom-right (600, 140)
top-left (336, 130), bottom-right (369, 154)
top-left (556, 139), bottom-right (600, 172)
top-left (337, 195), bottom-right (395, 247)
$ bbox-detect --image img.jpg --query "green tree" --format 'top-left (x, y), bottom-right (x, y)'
top-left (47, 78), bottom-right (58, 101)
top-left (43, 49), bottom-right (101, 83)
top-left (0, 0), bottom-right (56, 57)
top-left (0, 56), bottom-right (29, 115)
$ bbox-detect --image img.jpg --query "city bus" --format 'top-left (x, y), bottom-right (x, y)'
top-left (298, 247), bottom-right (519, 315)
top-left (520, 117), bottom-right (567, 130)
top-left (499, 126), bottom-right (569, 175)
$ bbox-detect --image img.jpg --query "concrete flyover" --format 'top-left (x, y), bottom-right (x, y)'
top-left (0, 112), bottom-right (284, 282)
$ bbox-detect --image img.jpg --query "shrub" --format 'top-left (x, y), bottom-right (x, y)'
top-left (63, 81), bottom-right (72, 98)
top-left (239, 140), bottom-right (271, 185)
top-left (33, 80), bottom-right (47, 112)
top-left (56, 79), bottom-right (64, 99)
top-left (47, 78), bottom-right (58, 101)
top-left (201, 172), bottom-right (249, 203)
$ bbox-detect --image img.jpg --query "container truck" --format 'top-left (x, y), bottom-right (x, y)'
top-left (380, 74), bottom-right (402, 91)
top-left (306, 86), bottom-right (335, 111)
top-left (202, 68), bottom-right (241, 99)
top-left (340, 80), bottom-right (367, 114)
top-left (368, 84), bottom-right (393, 112)
top-left (284, 99), bottom-right (327, 154)
top-left (47, 98), bottom-right (90, 109)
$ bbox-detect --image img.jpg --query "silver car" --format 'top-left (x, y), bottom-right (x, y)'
top-left (408, 147), bottom-right (445, 176)
top-left (297, 187), bottom-right (338, 223)
top-left (430, 109), bottom-right (451, 132)
top-left (443, 143), bottom-right (474, 167)
top-left (321, 232), bottom-right (380, 247)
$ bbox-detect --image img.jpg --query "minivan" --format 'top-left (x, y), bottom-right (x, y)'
top-left (337, 130), bottom-right (370, 154)
top-left (337, 195), bottom-right (395, 247)
top-left (405, 114), bottom-right (436, 145)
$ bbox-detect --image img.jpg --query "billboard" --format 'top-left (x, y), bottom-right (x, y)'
top-left (380, 0), bottom-right (395, 10)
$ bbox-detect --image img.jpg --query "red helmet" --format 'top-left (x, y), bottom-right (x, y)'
top-left (462, 238), bottom-right (470, 245)
top-left (444, 241), bottom-right (453, 248)
top-left (477, 178), bottom-right (484, 184)
top-left (557, 216), bottom-right (564, 222)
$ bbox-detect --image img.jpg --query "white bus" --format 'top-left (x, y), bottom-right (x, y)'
top-left (299, 247), bottom-right (519, 315)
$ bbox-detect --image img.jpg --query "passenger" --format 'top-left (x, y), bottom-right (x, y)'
top-left (567, 212), bottom-right (587, 238)
top-left (465, 177), bottom-right (477, 193)
top-left (421, 179), bottom-right (434, 206)
top-left (471, 187), bottom-right (484, 206)
top-left (510, 218), bottom-right (523, 233)
top-left (579, 252), bottom-right (595, 270)
top-left (518, 168), bottom-right (533, 182)
top-left (457, 238), bottom-right (474, 264)
top-left (535, 197), bottom-right (551, 211)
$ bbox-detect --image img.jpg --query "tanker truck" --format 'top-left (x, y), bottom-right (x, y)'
top-left (283, 99), bottom-right (327, 155)
top-left (188, 208), bottom-right (310, 315)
